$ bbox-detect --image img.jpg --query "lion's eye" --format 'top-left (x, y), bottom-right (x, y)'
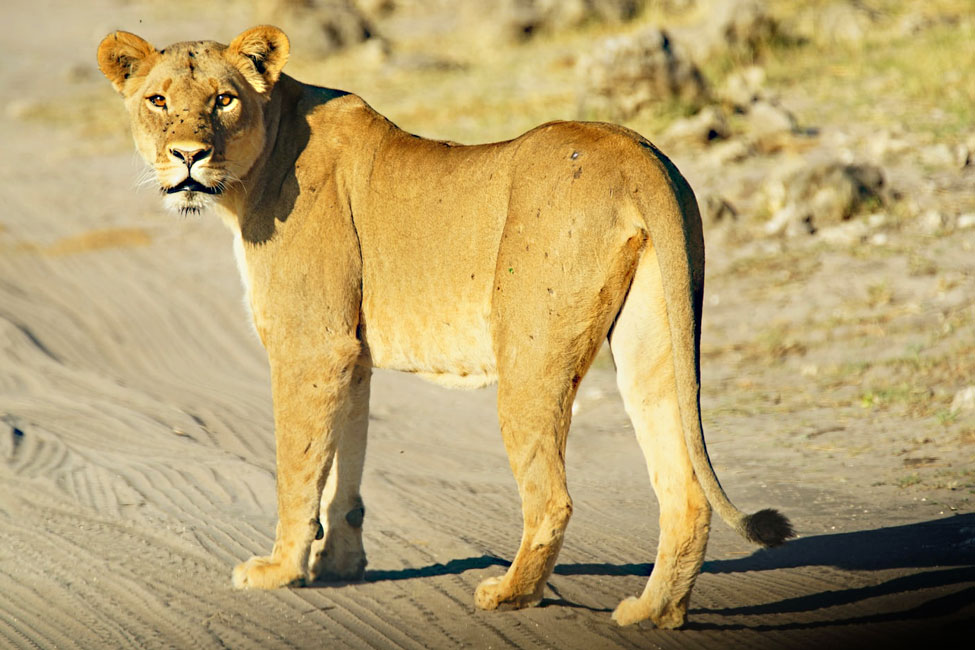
top-left (216, 93), bottom-right (236, 109)
top-left (147, 95), bottom-right (167, 109)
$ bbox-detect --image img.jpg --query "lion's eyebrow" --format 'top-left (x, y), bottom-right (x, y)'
top-left (162, 78), bottom-right (173, 92)
top-left (208, 78), bottom-right (218, 91)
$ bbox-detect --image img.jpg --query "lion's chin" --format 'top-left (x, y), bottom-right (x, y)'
top-left (162, 189), bottom-right (217, 216)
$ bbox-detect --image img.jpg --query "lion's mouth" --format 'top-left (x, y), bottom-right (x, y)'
top-left (164, 178), bottom-right (222, 195)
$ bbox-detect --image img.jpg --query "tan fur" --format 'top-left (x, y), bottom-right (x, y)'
top-left (98, 26), bottom-right (792, 629)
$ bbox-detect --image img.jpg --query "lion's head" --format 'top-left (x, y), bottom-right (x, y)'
top-left (97, 26), bottom-right (289, 215)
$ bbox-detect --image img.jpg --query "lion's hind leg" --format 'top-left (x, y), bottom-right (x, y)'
top-left (608, 246), bottom-right (711, 629)
top-left (473, 365), bottom-right (577, 611)
top-left (475, 225), bottom-right (644, 611)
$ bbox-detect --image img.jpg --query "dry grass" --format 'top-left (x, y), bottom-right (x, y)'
top-left (762, 0), bottom-right (975, 139)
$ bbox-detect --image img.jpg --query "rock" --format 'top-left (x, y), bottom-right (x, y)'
top-left (719, 65), bottom-right (768, 108)
top-left (763, 204), bottom-right (799, 237)
top-left (664, 106), bottom-right (730, 144)
top-left (580, 0), bottom-right (644, 22)
top-left (921, 143), bottom-right (958, 168)
top-left (957, 144), bottom-right (973, 168)
top-left (954, 134), bottom-right (975, 168)
top-left (917, 210), bottom-right (949, 235)
top-left (263, 0), bottom-right (379, 58)
top-left (708, 0), bottom-right (778, 54)
top-left (578, 27), bottom-right (709, 119)
top-left (699, 192), bottom-right (738, 228)
top-left (791, 2), bottom-right (878, 47)
top-left (499, 0), bottom-right (643, 41)
top-left (717, 68), bottom-right (801, 149)
top-left (817, 220), bottom-right (871, 246)
top-left (957, 213), bottom-right (975, 230)
top-left (745, 99), bottom-right (798, 139)
top-left (951, 386), bottom-right (975, 413)
top-left (677, 0), bottom-right (779, 63)
top-left (356, 0), bottom-right (396, 19)
top-left (763, 162), bottom-right (888, 237)
top-left (866, 128), bottom-right (912, 161)
top-left (867, 213), bottom-right (888, 228)
top-left (706, 139), bottom-right (753, 165)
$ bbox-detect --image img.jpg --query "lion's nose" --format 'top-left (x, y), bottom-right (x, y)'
top-left (169, 145), bottom-right (212, 168)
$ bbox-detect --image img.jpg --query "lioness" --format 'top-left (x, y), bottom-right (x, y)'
top-left (97, 26), bottom-right (793, 628)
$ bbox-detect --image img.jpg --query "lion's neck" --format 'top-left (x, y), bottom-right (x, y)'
top-left (216, 75), bottom-right (301, 239)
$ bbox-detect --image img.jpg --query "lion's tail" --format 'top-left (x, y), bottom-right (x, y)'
top-left (633, 143), bottom-right (794, 548)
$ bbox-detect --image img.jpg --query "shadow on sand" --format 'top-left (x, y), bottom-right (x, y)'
top-left (360, 513), bottom-right (975, 631)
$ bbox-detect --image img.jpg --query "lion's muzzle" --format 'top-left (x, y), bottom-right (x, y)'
top-left (165, 178), bottom-right (222, 195)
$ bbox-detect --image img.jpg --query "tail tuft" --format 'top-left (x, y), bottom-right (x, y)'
top-left (743, 509), bottom-right (795, 547)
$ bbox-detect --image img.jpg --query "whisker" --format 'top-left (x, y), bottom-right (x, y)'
top-left (134, 167), bottom-right (157, 190)
top-left (217, 171), bottom-right (246, 195)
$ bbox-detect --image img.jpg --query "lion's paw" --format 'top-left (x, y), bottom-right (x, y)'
top-left (612, 596), bottom-right (685, 629)
top-left (612, 597), bottom-right (649, 626)
top-left (474, 576), bottom-right (505, 610)
top-left (232, 555), bottom-right (306, 590)
top-left (474, 576), bottom-right (542, 611)
top-left (310, 552), bottom-right (367, 583)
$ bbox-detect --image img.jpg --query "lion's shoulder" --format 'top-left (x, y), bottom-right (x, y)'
top-left (300, 86), bottom-right (379, 126)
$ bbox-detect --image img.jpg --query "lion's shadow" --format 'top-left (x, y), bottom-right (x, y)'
top-left (361, 513), bottom-right (975, 630)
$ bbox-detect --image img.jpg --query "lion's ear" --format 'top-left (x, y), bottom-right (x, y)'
top-left (227, 26), bottom-right (290, 94)
top-left (97, 31), bottom-right (157, 95)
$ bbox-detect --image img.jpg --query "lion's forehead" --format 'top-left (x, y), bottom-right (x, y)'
top-left (158, 39), bottom-right (227, 59)
top-left (147, 41), bottom-right (236, 90)
top-left (164, 77), bottom-right (223, 105)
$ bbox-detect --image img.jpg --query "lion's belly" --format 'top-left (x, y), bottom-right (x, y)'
top-left (360, 287), bottom-right (498, 389)
top-left (352, 137), bottom-right (512, 389)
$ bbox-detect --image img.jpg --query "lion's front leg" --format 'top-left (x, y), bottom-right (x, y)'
top-left (233, 340), bottom-right (361, 590)
top-left (309, 362), bottom-right (371, 582)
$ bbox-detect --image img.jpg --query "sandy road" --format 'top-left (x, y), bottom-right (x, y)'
top-left (1, 1), bottom-right (973, 648)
